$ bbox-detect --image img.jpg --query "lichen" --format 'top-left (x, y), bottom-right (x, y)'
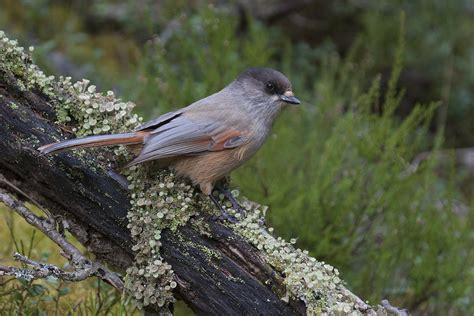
top-left (0, 31), bottom-right (55, 95)
top-left (54, 78), bottom-right (142, 137)
top-left (220, 198), bottom-right (362, 315)
top-left (124, 166), bottom-right (200, 308)
top-left (8, 101), bottom-right (18, 109)
top-left (1, 30), bottom-right (368, 315)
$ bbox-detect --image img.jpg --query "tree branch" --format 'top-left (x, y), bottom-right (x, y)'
top-left (0, 190), bottom-right (124, 291)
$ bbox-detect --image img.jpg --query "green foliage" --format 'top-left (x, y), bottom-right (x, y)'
top-left (235, 25), bottom-right (474, 314)
top-left (359, 0), bottom-right (474, 147)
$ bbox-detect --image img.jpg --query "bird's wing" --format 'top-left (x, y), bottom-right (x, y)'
top-left (128, 114), bottom-right (247, 165)
top-left (134, 109), bottom-right (184, 132)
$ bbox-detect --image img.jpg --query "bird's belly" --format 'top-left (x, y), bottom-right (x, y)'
top-left (172, 148), bottom-right (254, 187)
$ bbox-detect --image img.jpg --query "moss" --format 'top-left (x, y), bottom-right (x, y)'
top-left (194, 243), bottom-right (222, 262)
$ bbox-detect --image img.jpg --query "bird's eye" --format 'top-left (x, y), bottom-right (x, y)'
top-left (265, 82), bottom-right (275, 92)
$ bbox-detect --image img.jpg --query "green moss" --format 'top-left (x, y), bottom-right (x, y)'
top-left (195, 243), bottom-right (222, 262)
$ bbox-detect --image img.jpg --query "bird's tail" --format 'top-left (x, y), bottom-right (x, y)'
top-left (38, 132), bottom-right (146, 155)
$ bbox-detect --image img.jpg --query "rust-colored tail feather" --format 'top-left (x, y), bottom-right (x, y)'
top-left (38, 132), bottom-right (146, 155)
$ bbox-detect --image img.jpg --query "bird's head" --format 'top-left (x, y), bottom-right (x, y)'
top-left (234, 67), bottom-right (300, 109)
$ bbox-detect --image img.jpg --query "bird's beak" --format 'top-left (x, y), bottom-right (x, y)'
top-left (279, 90), bottom-right (301, 105)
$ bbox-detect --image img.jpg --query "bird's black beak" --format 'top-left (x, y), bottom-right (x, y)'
top-left (279, 90), bottom-right (301, 105)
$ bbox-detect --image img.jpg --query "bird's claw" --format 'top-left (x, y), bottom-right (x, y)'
top-left (215, 185), bottom-right (246, 218)
top-left (208, 192), bottom-right (239, 223)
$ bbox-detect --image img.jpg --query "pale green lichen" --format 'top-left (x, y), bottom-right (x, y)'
top-left (8, 101), bottom-right (18, 109)
top-left (124, 166), bottom-right (199, 308)
top-left (1, 30), bottom-right (370, 315)
top-left (54, 78), bottom-right (142, 137)
top-left (0, 30), bottom-right (55, 94)
top-left (221, 199), bottom-right (362, 315)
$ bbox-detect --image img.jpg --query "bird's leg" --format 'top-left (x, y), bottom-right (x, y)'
top-left (208, 192), bottom-right (237, 223)
top-left (215, 184), bottom-right (246, 218)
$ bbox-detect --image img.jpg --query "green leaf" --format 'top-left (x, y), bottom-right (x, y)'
top-left (57, 287), bottom-right (70, 297)
top-left (28, 284), bottom-right (47, 297)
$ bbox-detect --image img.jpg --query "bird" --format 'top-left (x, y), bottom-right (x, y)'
top-left (38, 67), bottom-right (300, 219)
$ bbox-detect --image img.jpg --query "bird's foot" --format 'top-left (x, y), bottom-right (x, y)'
top-left (215, 185), bottom-right (246, 218)
top-left (208, 192), bottom-right (238, 223)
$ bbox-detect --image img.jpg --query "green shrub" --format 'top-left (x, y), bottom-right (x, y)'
top-left (359, 0), bottom-right (474, 147)
top-left (236, 23), bottom-right (474, 314)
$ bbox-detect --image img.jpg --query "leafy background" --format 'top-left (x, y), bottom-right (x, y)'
top-left (1, 0), bottom-right (473, 315)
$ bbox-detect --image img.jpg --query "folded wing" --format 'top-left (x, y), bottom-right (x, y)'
top-left (128, 115), bottom-right (246, 166)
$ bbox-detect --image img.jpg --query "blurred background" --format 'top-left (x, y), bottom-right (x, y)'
top-left (0, 0), bottom-right (473, 315)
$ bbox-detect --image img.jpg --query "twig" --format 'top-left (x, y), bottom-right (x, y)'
top-left (380, 299), bottom-right (410, 316)
top-left (0, 190), bottom-right (124, 291)
top-left (0, 174), bottom-right (51, 217)
top-left (0, 253), bottom-right (93, 282)
top-left (407, 147), bottom-right (474, 175)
